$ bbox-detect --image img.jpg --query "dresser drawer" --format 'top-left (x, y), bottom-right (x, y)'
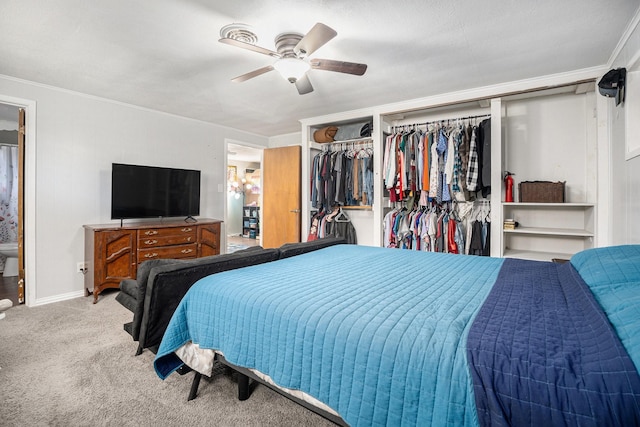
top-left (139, 226), bottom-right (196, 238)
top-left (138, 226), bottom-right (197, 247)
top-left (138, 243), bottom-right (197, 261)
top-left (138, 234), bottom-right (196, 248)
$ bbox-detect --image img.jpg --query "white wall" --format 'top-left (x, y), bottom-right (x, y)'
top-left (504, 93), bottom-right (594, 203)
top-left (269, 132), bottom-right (301, 148)
top-left (607, 13), bottom-right (640, 244)
top-left (0, 75), bottom-right (268, 305)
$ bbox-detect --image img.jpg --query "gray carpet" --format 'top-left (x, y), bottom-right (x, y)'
top-left (0, 291), bottom-right (334, 426)
top-left (227, 243), bottom-right (251, 253)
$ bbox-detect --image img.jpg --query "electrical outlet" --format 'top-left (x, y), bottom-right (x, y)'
top-left (76, 262), bottom-right (87, 273)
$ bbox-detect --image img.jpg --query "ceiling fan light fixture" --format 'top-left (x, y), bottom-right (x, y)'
top-left (273, 58), bottom-right (310, 83)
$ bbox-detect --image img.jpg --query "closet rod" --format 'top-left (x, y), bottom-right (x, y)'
top-left (320, 136), bottom-right (373, 145)
top-left (322, 139), bottom-right (373, 151)
top-left (392, 113), bottom-right (491, 132)
top-left (0, 143), bottom-right (18, 148)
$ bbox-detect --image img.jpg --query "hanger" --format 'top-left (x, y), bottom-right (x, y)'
top-left (334, 207), bottom-right (350, 222)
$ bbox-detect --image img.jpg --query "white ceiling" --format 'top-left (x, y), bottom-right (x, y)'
top-left (0, 1), bottom-right (638, 136)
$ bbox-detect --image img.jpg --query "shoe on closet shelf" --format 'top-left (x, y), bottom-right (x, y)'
top-left (0, 298), bottom-right (13, 320)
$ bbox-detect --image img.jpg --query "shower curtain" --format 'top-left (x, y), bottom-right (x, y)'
top-left (0, 145), bottom-right (18, 272)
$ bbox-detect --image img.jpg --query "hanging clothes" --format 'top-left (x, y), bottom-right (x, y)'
top-left (320, 207), bottom-right (358, 244)
top-left (480, 118), bottom-right (492, 197)
top-left (466, 126), bottom-right (480, 192)
top-left (383, 116), bottom-right (490, 208)
top-left (311, 140), bottom-right (374, 212)
top-left (383, 200), bottom-right (490, 256)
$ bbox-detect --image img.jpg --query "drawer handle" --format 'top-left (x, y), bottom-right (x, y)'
top-left (181, 249), bottom-right (193, 254)
top-left (144, 252), bottom-right (159, 258)
top-left (181, 227), bottom-right (193, 232)
top-left (144, 230), bottom-right (158, 236)
top-left (144, 239), bottom-right (158, 245)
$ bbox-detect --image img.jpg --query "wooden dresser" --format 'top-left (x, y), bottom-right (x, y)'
top-left (83, 218), bottom-right (222, 303)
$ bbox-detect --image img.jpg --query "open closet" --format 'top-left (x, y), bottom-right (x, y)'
top-left (301, 79), bottom-right (598, 261)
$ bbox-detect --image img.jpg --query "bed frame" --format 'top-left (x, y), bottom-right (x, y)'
top-left (188, 354), bottom-right (348, 426)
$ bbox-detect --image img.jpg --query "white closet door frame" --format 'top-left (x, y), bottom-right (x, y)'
top-left (490, 98), bottom-right (503, 257)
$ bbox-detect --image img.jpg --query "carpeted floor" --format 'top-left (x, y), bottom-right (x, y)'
top-left (227, 235), bottom-right (260, 254)
top-left (227, 243), bottom-right (251, 253)
top-left (0, 292), bottom-right (334, 426)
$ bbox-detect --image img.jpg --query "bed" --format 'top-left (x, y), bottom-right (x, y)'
top-left (154, 244), bottom-right (640, 426)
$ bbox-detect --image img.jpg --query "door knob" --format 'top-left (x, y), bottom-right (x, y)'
top-left (290, 209), bottom-right (301, 213)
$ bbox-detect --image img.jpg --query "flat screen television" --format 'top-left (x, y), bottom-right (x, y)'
top-left (111, 163), bottom-right (201, 220)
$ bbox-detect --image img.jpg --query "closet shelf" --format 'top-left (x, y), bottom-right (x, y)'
top-left (502, 226), bottom-right (593, 237)
top-left (502, 202), bottom-right (595, 208)
top-left (341, 205), bottom-right (372, 210)
top-left (503, 248), bottom-right (574, 262)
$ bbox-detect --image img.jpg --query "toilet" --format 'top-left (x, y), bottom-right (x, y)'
top-left (0, 242), bottom-right (18, 277)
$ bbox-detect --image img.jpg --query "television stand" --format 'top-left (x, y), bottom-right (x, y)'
top-left (184, 215), bottom-right (197, 223)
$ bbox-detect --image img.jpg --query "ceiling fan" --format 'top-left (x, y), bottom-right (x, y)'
top-left (219, 22), bottom-right (367, 95)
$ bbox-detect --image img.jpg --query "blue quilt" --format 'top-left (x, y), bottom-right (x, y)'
top-left (467, 257), bottom-right (640, 426)
top-left (155, 245), bottom-right (504, 426)
top-left (571, 245), bottom-right (640, 373)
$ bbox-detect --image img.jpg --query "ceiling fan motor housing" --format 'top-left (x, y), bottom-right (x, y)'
top-left (275, 33), bottom-right (303, 57)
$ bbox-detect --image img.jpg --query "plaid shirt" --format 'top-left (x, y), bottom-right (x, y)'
top-left (466, 126), bottom-right (479, 192)
top-left (451, 129), bottom-right (462, 193)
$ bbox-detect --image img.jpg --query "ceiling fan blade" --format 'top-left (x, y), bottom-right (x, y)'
top-left (295, 74), bottom-right (314, 95)
top-left (219, 37), bottom-right (281, 58)
top-left (294, 23), bottom-right (337, 57)
top-left (310, 58), bottom-right (367, 76)
top-left (231, 65), bottom-right (274, 83)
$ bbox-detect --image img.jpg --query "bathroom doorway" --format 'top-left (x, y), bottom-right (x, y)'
top-left (0, 103), bottom-right (22, 306)
top-left (226, 141), bottom-right (263, 253)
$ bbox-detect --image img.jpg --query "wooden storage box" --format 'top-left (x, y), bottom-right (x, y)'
top-left (518, 181), bottom-right (565, 203)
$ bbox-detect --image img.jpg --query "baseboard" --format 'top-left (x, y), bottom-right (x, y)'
top-left (31, 290), bottom-right (85, 307)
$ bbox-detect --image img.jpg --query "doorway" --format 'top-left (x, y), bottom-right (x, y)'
top-left (226, 141), bottom-right (263, 253)
top-left (0, 103), bottom-right (22, 306)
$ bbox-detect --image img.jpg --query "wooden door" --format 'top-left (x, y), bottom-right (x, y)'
top-left (262, 146), bottom-right (301, 248)
top-left (17, 109), bottom-right (25, 304)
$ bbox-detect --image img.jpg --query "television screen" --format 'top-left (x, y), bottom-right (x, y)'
top-left (111, 163), bottom-right (201, 220)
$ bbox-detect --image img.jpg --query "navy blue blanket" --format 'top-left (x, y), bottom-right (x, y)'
top-left (467, 259), bottom-right (640, 426)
